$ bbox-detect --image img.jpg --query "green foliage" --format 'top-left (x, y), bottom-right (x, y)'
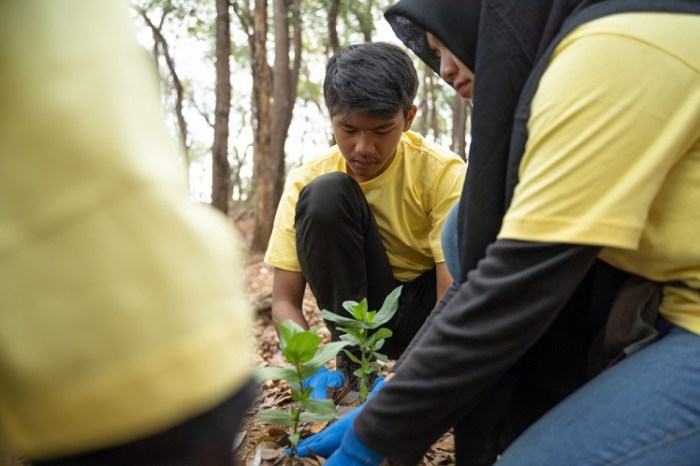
top-left (320, 286), bottom-right (402, 401)
top-left (254, 320), bottom-right (350, 455)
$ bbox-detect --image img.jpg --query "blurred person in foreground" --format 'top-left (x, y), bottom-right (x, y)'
top-left (294, 0), bottom-right (700, 464)
top-left (0, 1), bottom-right (254, 464)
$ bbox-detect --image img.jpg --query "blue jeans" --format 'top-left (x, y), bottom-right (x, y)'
top-left (498, 324), bottom-right (700, 465)
top-left (441, 203), bottom-right (461, 281)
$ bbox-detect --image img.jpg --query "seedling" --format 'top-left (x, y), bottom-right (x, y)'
top-left (254, 320), bottom-right (350, 456)
top-left (320, 286), bottom-right (402, 401)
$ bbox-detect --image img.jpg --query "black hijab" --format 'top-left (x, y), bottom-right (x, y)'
top-left (384, 0), bottom-right (481, 75)
top-left (386, 0), bottom-right (599, 282)
top-left (459, 0), bottom-right (602, 281)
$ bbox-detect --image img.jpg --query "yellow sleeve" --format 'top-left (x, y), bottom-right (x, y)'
top-left (500, 21), bottom-right (695, 248)
top-left (428, 157), bottom-right (466, 262)
top-left (264, 172), bottom-right (305, 272)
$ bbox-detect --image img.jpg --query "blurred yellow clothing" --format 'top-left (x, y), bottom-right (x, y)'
top-left (265, 131), bottom-right (466, 282)
top-left (500, 13), bottom-right (700, 334)
top-left (0, 0), bottom-right (252, 459)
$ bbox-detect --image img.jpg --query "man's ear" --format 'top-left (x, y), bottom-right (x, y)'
top-left (403, 105), bottom-right (418, 131)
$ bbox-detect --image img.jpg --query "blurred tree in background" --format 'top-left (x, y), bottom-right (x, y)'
top-left (131, 0), bottom-right (470, 254)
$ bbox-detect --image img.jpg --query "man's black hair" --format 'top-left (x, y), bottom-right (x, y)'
top-left (323, 42), bottom-right (418, 119)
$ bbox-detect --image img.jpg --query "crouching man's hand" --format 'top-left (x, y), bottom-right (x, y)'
top-left (295, 377), bottom-right (386, 464)
top-left (302, 366), bottom-right (345, 400)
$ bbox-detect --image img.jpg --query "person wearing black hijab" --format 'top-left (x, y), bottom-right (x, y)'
top-left (295, 1), bottom-right (700, 465)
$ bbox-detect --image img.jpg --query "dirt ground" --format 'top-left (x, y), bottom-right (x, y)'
top-left (235, 216), bottom-right (456, 466)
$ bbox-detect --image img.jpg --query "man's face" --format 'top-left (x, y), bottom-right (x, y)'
top-left (331, 107), bottom-right (416, 183)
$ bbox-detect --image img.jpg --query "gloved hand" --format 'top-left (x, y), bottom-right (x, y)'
top-left (302, 366), bottom-right (345, 400)
top-left (295, 376), bottom-right (385, 458)
top-left (325, 425), bottom-right (384, 466)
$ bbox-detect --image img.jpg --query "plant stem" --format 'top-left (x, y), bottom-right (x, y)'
top-left (360, 328), bottom-right (370, 401)
top-left (289, 363), bottom-right (306, 457)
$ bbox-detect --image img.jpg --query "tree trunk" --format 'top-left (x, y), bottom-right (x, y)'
top-left (451, 95), bottom-right (469, 161)
top-left (327, 0), bottom-right (340, 53)
top-left (138, 7), bottom-right (190, 168)
top-left (249, 0), bottom-right (302, 254)
top-left (270, 0), bottom-right (291, 212)
top-left (430, 83), bottom-right (440, 139)
top-left (211, 0), bottom-right (233, 214)
top-left (418, 63), bottom-right (431, 136)
top-left (349, 1), bottom-right (375, 43)
top-left (250, 0), bottom-right (274, 253)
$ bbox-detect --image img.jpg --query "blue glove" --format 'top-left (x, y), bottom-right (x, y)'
top-left (325, 425), bottom-right (383, 466)
top-left (295, 376), bottom-right (385, 458)
top-left (302, 366), bottom-right (345, 400)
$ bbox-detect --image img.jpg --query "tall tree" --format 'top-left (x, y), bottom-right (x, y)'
top-left (327, 0), bottom-right (341, 53)
top-left (417, 62), bottom-right (443, 142)
top-left (134, 3), bottom-right (190, 164)
top-left (348, 1), bottom-right (376, 42)
top-left (243, 0), bottom-right (272, 254)
top-left (211, 0), bottom-right (233, 214)
top-left (237, 0), bottom-right (303, 254)
top-left (268, 0), bottom-right (302, 220)
top-left (451, 96), bottom-right (469, 161)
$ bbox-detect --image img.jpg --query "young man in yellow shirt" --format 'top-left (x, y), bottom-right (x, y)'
top-left (264, 42), bottom-right (466, 391)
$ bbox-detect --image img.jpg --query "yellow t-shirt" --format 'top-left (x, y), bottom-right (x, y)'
top-left (0, 1), bottom-right (252, 459)
top-left (265, 131), bottom-right (466, 282)
top-left (500, 13), bottom-right (700, 334)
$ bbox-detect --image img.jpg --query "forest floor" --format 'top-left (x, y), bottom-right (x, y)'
top-left (234, 216), bottom-right (456, 466)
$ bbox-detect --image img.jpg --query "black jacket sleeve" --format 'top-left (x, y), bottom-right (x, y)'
top-left (355, 239), bottom-right (601, 465)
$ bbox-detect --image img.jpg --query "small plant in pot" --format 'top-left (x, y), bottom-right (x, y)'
top-left (254, 320), bottom-right (350, 464)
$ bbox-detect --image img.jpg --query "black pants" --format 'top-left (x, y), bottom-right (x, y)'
top-left (34, 380), bottom-right (257, 466)
top-left (295, 172), bottom-right (436, 361)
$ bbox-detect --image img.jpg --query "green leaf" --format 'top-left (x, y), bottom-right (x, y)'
top-left (297, 398), bottom-right (337, 415)
top-left (276, 320), bottom-right (307, 349)
top-left (342, 349), bottom-right (362, 365)
top-left (365, 310), bottom-right (377, 324)
top-left (288, 431), bottom-right (301, 448)
top-left (254, 366), bottom-right (299, 382)
top-left (319, 309), bottom-right (364, 328)
top-left (374, 338), bottom-right (386, 351)
top-left (256, 409), bottom-right (295, 426)
top-left (341, 299), bottom-right (360, 315)
top-left (291, 386), bottom-right (313, 401)
top-left (366, 328), bottom-right (392, 348)
top-left (343, 327), bottom-right (367, 341)
top-left (283, 332), bottom-right (321, 363)
top-left (346, 298), bottom-right (368, 321)
top-left (302, 341), bottom-right (352, 375)
top-left (372, 352), bottom-right (389, 362)
top-left (369, 286), bottom-right (402, 329)
top-left (299, 411), bottom-right (337, 423)
top-left (339, 333), bottom-right (362, 345)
